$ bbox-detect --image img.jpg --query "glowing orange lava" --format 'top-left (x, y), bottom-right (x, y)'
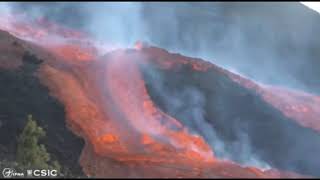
top-left (0, 12), bottom-right (315, 178)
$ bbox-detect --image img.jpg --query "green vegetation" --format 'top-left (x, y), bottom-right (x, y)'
top-left (16, 114), bottom-right (61, 172)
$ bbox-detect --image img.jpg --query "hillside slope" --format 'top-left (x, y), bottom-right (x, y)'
top-left (0, 15), bottom-right (319, 178)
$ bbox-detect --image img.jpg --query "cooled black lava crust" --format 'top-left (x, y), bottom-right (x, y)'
top-left (142, 63), bottom-right (320, 177)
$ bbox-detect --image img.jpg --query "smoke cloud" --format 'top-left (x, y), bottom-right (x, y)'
top-left (0, 2), bottom-right (10, 15)
top-left (6, 2), bottom-right (146, 47)
top-left (142, 65), bottom-right (271, 170)
top-left (5, 2), bottom-right (320, 95)
top-left (142, 60), bottom-right (320, 176)
top-left (2, 2), bottom-right (320, 174)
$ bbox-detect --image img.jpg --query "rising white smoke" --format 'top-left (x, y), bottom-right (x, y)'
top-left (0, 2), bottom-right (10, 15)
top-left (141, 65), bottom-right (272, 170)
top-left (2, 2), bottom-right (319, 174)
top-left (4, 2), bottom-right (320, 97)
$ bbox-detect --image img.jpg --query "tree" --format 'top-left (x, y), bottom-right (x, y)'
top-left (16, 114), bottom-right (61, 172)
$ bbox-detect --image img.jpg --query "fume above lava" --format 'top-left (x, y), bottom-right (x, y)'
top-left (0, 10), bottom-right (319, 178)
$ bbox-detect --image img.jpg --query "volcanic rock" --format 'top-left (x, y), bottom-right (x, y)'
top-left (0, 16), bottom-right (319, 178)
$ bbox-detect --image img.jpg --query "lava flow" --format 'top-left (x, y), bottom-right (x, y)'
top-left (0, 13), bottom-right (318, 178)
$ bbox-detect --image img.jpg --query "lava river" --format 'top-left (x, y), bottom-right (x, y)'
top-left (0, 14), bottom-right (319, 178)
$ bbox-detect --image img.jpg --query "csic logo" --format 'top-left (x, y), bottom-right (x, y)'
top-left (27, 169), bottom-right (58, 177)
top-left (2, 168), bottom-right (24, 178)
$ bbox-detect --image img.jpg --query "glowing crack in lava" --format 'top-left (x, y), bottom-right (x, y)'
top-left (0, 13), bottom-right (318, 178)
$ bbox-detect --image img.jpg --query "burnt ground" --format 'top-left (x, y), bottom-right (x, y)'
top-left (0, 51), bottom-right (85, 177)
top-left (142, 63), bottom-right (320, 177)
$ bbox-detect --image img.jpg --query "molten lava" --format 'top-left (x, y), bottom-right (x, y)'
top-left (0, 12), bottom-right (318, 178)
top-left (225, 70), bottom-right (320, 133)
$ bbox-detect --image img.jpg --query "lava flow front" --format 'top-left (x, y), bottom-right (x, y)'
top-left (0, 13), bottom-right (318, 178)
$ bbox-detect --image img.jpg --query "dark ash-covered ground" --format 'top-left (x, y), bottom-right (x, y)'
top-left (0, 50), bottom-right (85, 177)
top-left (142, 62), bottom-right (320, 177)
